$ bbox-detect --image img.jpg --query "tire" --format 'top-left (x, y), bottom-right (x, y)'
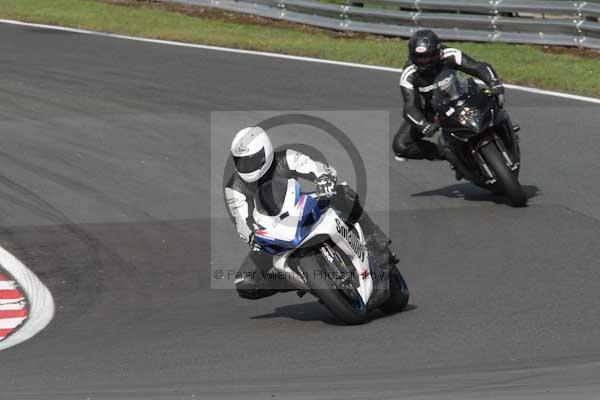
top-left (479, 142), bottom-right (527, 207)
top-left (303, 251), bottom-right (369, 325)
top-left (379, 264), bottom-right (409, 314)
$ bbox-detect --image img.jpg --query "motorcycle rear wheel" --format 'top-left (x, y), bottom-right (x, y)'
top-left (379, 263), bottom-right (409, 314)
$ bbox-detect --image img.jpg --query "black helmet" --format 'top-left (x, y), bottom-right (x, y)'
top-left (408, 30), bottom-right (442, 72)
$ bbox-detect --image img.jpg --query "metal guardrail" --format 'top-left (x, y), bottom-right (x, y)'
top-left (165, 0), bottom-right (600, 49)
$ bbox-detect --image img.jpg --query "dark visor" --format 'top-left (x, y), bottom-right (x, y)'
top-left (413, 52), bottom-right (441, 66)
top-left (233, 148), bottom-right (266, 174)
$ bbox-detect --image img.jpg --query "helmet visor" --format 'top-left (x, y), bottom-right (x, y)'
top-left (412, 52), bottom-right (441, 68)
top-left (233, 148), bottom-right (266, 174)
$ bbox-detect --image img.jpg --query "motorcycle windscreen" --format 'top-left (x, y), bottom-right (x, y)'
top-left (253, 178), bottom-right (321, 253)
top-left (431, 69), bottom-right (471, 114)
top-left (255, 178), bottom-right (291, 216)
top-left (432, 71), bottom-right (494, 135)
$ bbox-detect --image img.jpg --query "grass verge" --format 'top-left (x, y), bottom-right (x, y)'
top-left (1, 0), bottom-right (599, 98)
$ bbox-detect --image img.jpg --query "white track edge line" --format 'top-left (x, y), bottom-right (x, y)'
top-left (1, 17), bottom-right (599, 105)
top-left (0, 246), bottom-right (54, 351)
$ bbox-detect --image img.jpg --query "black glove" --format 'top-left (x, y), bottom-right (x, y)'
top-left (246, 232), bottom-right (261, 252)
top-left (315, 174), bottom-right (336, 196)
top-left (421, 122), bottom-right (440, 138)
top-left (489, 81), bottom-right (505, 108)
top-left (496, 94), bottom-right (505, 108)
top-left (489, 80), bottom-right (504, 95)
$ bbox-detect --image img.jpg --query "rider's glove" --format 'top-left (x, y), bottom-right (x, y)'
top-left (489, 80), bottom-right (505, 95)
top-left (315, 174), bottom-right (336, 196)
top-left (421, 121), bottom-right (440, 138)
top-left (489, 80), bottom-right (505, 108)
top-left (496, 94), bottom-right (505, 108)
top-left (244, 232), bottom-right (261, 252)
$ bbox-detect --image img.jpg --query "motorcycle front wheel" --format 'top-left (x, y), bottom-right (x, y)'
top-left (480, 142), bottom-right (527, 207)
top-left (302, 249), bottom-right (369, 325)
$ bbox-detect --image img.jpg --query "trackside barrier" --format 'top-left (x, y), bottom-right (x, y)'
top-left (162, 0), bottom-right (600, 49)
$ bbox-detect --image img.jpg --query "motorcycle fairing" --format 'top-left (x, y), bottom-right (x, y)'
top-left (253, 179), bottom-right (321, 255)
top-left (253, 179), bottom-right (374, 304)
top-left (272, 208), bottom-right (374, 305)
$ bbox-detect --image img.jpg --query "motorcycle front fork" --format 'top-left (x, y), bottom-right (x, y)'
top-left (472, 136), bottom-right (520, 185)
top-left (438, 132), bottom-right (519, 185)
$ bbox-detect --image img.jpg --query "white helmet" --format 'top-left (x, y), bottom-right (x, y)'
top-left (231, 126), bottom-right (274, 183)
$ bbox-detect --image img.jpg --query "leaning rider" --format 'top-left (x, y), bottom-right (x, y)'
top-left (393, 29), bottom-right (506, 163)
top-left (224, 126), bottom-right (394, 299)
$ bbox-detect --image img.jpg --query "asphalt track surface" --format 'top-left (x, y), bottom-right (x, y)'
top-left (1, 22), bottom-right (600, 400)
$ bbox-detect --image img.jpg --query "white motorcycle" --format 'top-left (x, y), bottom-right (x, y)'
top-left (253, 178), bottom-right (409, 324)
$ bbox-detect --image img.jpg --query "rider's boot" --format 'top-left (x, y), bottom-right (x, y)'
top-left (439, 145), bottom-right (469, 181)
top-left (436, 133), bottom-right (464, 180)
top-left (333, 184), bottom-right (398, 267)
top-left (263, 269), bottom-right (300, 293)
top-left (395, 147), bottom-right (443, 162)
top-left (450, 164), bottom-right (464, 181)
top-left (236, 253), bottom-right (297, 299)
top-left (357, 212), bottom-right (398, 267)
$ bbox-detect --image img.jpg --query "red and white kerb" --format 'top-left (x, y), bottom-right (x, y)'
top-left (0, 272), bottom-right (28, 342)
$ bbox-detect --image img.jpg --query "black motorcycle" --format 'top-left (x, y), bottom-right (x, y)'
top-left (431, 70), bottom-right (526, 207)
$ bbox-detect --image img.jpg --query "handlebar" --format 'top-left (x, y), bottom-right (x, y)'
top-left (312, 191), bottom-right (337, 199)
